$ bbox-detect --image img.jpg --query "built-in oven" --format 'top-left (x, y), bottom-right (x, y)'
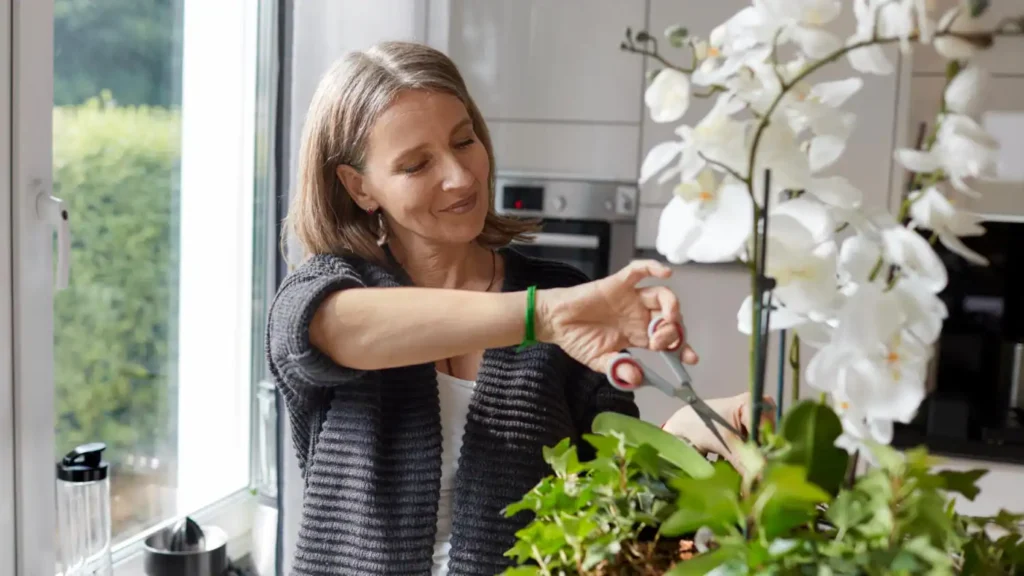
top-left (494, 175), bottom-right (638, 280)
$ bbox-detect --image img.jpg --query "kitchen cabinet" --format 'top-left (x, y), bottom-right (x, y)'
top-left (901, 75), bottom-right (1024, 221)
top-left (440, 0), bottom-right (646, 180)
top-left (638, 1), bottom-right (747, 208)
top-left (913, 0), bottom-right (1024, 76)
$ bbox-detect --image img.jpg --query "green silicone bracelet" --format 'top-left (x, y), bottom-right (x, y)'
top-left (517, 285), bottom-right (538, 352)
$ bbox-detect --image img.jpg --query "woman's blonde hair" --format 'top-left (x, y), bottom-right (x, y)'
top-left (285, 40), bottom-right (539, 265)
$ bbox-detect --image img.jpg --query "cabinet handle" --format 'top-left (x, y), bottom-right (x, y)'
top-left (35, 188), bottom-right (71, 290)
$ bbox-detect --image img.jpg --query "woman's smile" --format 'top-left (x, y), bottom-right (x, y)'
top-left (440, 192), bottom-right (478, 215)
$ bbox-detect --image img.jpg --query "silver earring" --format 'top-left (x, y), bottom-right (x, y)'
top-left (376, 211), bottom-right (388, 246)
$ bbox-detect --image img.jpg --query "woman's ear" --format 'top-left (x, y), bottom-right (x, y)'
top-left (336, 164), bottom-right (375, 211)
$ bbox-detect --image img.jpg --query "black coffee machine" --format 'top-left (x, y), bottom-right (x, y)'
top-left (910, 221), bottom-right (1024, 448)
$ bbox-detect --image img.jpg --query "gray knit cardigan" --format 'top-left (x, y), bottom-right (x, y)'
top-left (266, 246), bottom-right (639, 576)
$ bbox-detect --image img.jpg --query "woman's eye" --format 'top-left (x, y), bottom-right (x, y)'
top-left (454, 138), bottom-right (475, 149)
top-left (401, 160), bottom-right (427, 174)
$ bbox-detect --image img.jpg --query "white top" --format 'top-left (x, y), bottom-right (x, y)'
top-left (432, 370), bottom-right (476, 576)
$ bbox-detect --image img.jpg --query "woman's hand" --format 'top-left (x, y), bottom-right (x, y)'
top-left (662, 392), bottom-right (776, 472)
top-left (536, 260), bottom-right (698, 386)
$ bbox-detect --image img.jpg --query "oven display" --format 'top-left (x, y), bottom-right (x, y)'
top-left (501, 185), bottom-right (544, 211)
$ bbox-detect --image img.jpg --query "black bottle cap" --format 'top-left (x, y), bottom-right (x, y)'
top-left (56, 442), bottom-right (109, 482)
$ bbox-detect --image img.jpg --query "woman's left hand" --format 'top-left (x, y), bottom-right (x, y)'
top-left (661, 392), bottom-right (775, 472)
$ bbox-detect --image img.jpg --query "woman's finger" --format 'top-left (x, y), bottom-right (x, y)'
top-left (639, 285), bottom-right (680, 321)
top-left (617, 259), bottom-right (672, 287)
top-left (598, 352), bottom-right (644, 389)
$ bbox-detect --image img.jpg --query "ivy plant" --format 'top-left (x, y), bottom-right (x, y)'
top-left (501, 403), bottom-right (1024, 575)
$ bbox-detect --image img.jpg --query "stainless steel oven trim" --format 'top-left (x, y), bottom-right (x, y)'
top-left (515, 232), bottom-right (600, 249)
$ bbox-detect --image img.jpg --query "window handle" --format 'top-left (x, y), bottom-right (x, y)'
top-left (35, 186), bottom-right (71, 291)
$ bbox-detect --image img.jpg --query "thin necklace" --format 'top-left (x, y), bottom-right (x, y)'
top-left (445, 250), bottom-right (497, 378)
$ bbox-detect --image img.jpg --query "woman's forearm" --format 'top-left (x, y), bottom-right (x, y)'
top-left (311, 287), bottom-right (547, 370)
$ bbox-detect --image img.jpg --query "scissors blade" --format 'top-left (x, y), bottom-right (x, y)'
top-left (673, 386), bottom-right (742, 453)
top-left (640, 367), bottom-right (683, 399)
top-left (658, 350), bottom-right (693, 389)
top-left (697, 408), bottom-right (735, 454)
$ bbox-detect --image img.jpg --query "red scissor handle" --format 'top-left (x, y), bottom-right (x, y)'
top-left (606, 353), bottom-right (643, 391)
top-left (647, 317), bottom-right (684, 352)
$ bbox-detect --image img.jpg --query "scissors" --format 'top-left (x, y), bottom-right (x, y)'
top-left (605, 317), bottom-right (740, 453)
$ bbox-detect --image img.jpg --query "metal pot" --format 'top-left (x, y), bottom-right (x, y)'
top-left (143, 517), bottom-right (229, 576)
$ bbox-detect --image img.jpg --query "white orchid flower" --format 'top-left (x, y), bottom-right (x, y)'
top-left (944, 64), bottom-right (987, 116)
top-left (655, 170), bottom-right (754, 264)
top-left (881, 226), bottom-right (948, 293)
top-left (908, 186), bottom-right (989, 265)
top-left (895, 113), bottom-right (1000, 197)
top-left (891, 276), bottom-right (948, 346)
top-left (645, 68), bottom-right (691, 124)
top-left (693, 45), bottom-right (771, 88)
top-left (807, 176), bottom-right (864, 212)
top-left (757, 197), bottom-right (840, 317)
top-left (805, 283), bottom-right (930, 453)
top-left (784, 77), bottom-right (863, 172)
top-left (749, 122), bottom-right (814, 206)
top-left (846, 0), bottom-right (896, 75)
top-left (639, 94), bottom-right (749, 187)
top-left (736, 293), bottom-right (811, 336)
top-left (838, 233), bottom-right (882, 286)
top-left (757, 0), bottom-right (845, 59)
top-left (934, 3), bottom-right (984, 60)
top-left (878, 0), bottom-right (936, 54)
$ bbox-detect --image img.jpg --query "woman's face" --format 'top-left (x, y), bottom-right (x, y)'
top-left (339, 90), bottom-right (491, 247)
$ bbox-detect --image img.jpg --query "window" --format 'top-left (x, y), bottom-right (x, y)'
top-left (54, 0), bottom-right (269, 547)
top-left (4, 0), bottom-right (280, 573)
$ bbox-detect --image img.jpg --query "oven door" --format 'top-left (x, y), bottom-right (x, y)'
top-left (512, 219), bottom-right (611, 280)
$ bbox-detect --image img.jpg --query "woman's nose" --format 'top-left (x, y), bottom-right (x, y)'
top-left (439, 154), bottom-right (474, 191)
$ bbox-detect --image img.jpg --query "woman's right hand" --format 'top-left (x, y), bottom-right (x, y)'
top-left (536, 260), bottom-right (699, 387)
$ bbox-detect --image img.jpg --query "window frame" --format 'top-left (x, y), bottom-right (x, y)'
top-left (1, 0), bottom-right (17, 574)
top-left (3, 0), bottom-right (286, 572)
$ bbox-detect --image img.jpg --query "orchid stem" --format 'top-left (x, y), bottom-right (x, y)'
top-left (789, 333), bottom-right (801, 406)
top-left (699, 152), bottom-right (747, 186)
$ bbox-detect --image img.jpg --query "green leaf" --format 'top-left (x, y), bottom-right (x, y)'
top-left (592, 412), bottom-right (714, 478)
top-left (665, 547), bottom-right (741, 576)
top-left (499, 568), bottom-right (541, 576)
top-left (542, 438), bottom-right (581, 476)
top-left (582, 433), bottom-right (622, 459)
top-left (780, 401), bottom-right (848, 495)
top-left (938, 469), bottom-right (987, 500)
top-left (662, 461), bottom-right (743, 536)
top-left (630, 443), bottom-right (665, 477)
top-left (968, 0), bottom-right (990, 17)
top-left (755, 464), bottom-right (831, 538)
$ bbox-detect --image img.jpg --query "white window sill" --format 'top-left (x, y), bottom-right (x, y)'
top-left (110, 490), bottom-right (259, 576)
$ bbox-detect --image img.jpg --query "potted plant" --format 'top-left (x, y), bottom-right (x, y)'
top-left (502, 1), bottom-right (1024, 573)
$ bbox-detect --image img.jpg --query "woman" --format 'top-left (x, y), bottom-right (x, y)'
top-left (268, 40), bottom-right (762, 576)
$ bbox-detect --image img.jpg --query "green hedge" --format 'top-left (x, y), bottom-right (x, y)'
top-left (52, 96), bottom-right (180, 466)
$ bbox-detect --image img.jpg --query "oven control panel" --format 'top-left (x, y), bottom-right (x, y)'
top-left (495, 176), bottom-right (638, 223)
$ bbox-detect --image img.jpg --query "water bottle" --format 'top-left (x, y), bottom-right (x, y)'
top-left (56, 442), bottom-right (113, 576)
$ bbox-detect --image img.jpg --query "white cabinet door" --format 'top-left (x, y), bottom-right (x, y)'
top-left (448, 0), bottom-right (645, 123)
top-left (913, 0), bottom-right (1024, 76)
top-left (445, 0), bottom-right (646, 180)
top-left (904, 75), bottom-right (1024, 221)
